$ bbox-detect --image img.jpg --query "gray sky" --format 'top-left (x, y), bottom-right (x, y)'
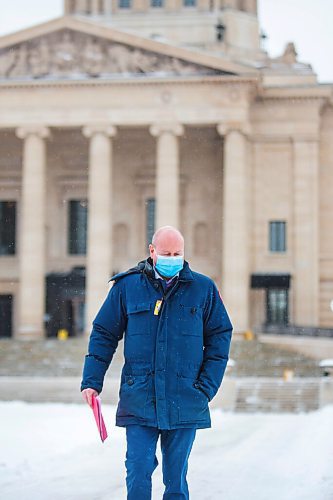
top-left (0, 0), bottom-right (331, 82)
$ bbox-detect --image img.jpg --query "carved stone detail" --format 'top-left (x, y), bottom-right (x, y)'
top-left (0, 28), bottom-right (225, 81)
top-left (263, 42), bottom-right (314, 75)
top-left (149, 123), bottom-right (184, 137)
top-left (16, 126), bottom-right (50, 140)
top-left (276, 42), bottom-right (298, 65)
top-left (82, 124), bottom-right (117, 138)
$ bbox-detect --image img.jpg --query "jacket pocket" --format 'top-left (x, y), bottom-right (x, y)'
top-left (179, 304), bottom-right (203, 336)
top-left (117, 373), bottom-right (151, 419)
top-left (126, 302), bottom-right (152, 335)
top-left (177, 374), bottom-right (209, 423)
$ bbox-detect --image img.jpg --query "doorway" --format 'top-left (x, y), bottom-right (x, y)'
top-left (46, 267), bottom-right (85, 337)
top-left (266, 288), bottom-right (289, 326)
top-left (0, 294), bottom-right (13, 337)
top-left (63, 297), bottom-right (86, 336)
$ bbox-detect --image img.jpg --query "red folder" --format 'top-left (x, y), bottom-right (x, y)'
top-left (91, 394), bottom-right (108, 442)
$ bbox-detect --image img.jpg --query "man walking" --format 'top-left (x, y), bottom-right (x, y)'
top-left (81, 225), bottom-right (233, 499)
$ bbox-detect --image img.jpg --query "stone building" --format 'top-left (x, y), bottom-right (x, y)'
top-left (0, 0), bottom-right (332, 339)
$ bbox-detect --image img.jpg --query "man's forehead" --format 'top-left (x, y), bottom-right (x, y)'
top-left (155, 230), bottom-right (183, 243)
top-left (155, 233), bottom-right (183, 245)
top-left (157, 245), bottom-right (183, 252)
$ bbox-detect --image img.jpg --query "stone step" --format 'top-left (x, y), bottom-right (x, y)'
top-left (234, 380), bottom-right (321, 412)
top-left (0, 337), bottom-right (324, 378)
top-left (1, 375), bottom-right (330, 415)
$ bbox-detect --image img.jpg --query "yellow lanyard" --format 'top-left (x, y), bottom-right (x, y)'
top-left (154, 299), bottom-right (163, 316)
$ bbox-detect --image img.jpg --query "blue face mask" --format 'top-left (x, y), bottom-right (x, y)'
top-left (155, 255), bottom-right (184, 278)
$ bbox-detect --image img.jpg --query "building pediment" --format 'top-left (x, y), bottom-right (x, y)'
top-left (0, 16), bottom-right (253, 82)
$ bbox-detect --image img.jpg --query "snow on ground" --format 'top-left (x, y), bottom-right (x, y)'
top-left (0, 401), bottom-right (333, 500)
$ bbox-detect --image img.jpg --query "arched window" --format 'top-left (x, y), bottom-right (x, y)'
top-left (193, 222), bottom-right (209, 257)
top-left (145, 198), bottom-right (155, 247)
top-left (114, 223), bottom-right (129, 257)
top-left (68, 200), bottom-right (88, 255)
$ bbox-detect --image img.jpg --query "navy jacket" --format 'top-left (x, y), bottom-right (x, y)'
top-left (80, 257), bottom-right (233, 429)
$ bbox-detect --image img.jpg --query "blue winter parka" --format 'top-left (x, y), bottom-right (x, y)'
top-left (80, 257), bottom-right (233, 429)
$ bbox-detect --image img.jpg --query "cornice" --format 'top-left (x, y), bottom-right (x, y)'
top-left (250, 134), bottom-right (319, 144)
top-left (0, 74), bottom-right (259, 90)
top-left (257, 85), bottom-right (331, 103)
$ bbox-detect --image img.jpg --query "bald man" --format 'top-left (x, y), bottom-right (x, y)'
top-left (81, 225), bottom-right (233, 500)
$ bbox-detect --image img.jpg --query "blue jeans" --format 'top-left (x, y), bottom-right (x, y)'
top-left (125, 425), bottom-right (197, 500)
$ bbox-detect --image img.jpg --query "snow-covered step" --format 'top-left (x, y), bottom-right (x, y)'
top-left (234, 379), bottom-right (320, 413)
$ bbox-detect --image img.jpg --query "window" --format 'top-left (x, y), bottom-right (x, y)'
top-left (183, 0), bottom-right (196, 6)
top-left (68, 200), bottom-right (88, 255)
top-left (146, 198), bottom-right (155, 247)
top-left (0, 294), bottom-right (13, 337)
top-left (269, 221), bottom-right (286, 252)
top-left (266, 289), bottom-right (288, 325)
top-left (193, 222), bottom-right (208, 256)
top-left (114, 223), bottom-right (129, 258)
top-left (151, 0), bottom-right (164, 6)
top-left (0, 201), bottom-right (16, 255)
top-left (118, 0), bottom-right (131, 8)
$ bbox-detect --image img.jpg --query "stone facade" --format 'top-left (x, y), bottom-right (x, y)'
top-left (0, 5), bottom-right (332, 339)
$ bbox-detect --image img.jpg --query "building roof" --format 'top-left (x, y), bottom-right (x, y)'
top-left (0, 15), bottom-right (261, 84)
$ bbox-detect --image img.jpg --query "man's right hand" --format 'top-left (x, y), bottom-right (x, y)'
top-left (82, 388), bottom-right (99, 408)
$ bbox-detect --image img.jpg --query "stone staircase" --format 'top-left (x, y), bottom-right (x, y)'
top-left (234, 378), bottom-right (321, 413)
top-left (1, 338), bottom-right (331, 413)
top-left (0, 337), bottom-right (323, 378)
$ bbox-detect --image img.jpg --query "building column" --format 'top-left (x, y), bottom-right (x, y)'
top-left (293, 137), bottom-right (319, 326)
top-left (91, 0), bottom-right (100, 14)
top-left (64, 0), bottom-right (72, 14)
top-left (217, 124), bottom-right (250, 333)
top-left (82, 125), bottom-right (117, 335)
top-left (149, 123), bottom-right (184, 229)
top-left (15, 126), bottom-right (50, 339)
top-left (103, 0), bottom-right (112, 15)
top-left (77, 0), bottom-right (87, 14)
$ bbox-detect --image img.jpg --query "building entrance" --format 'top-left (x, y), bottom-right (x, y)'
top-left (46, 267), bottom-right (85, 337)
top-left (251, 273), bottom-right (291, 329)
top-left (266, 288), bottom-right (289, 326)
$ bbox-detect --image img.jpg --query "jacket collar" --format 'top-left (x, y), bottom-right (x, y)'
top-left (109, 256), bottom-right (194, 283)
top-left (143, 256), bottom-right (194, 282)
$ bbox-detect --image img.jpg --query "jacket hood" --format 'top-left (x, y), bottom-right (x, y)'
top-left (109, 256), bottom-right (194, 283)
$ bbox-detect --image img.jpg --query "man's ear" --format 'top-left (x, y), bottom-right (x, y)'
top-left (148, 244), bottom-right (154, 258)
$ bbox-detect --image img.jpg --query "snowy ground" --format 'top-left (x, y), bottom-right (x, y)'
top-left (1, 402), bottom-right (333, 500)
